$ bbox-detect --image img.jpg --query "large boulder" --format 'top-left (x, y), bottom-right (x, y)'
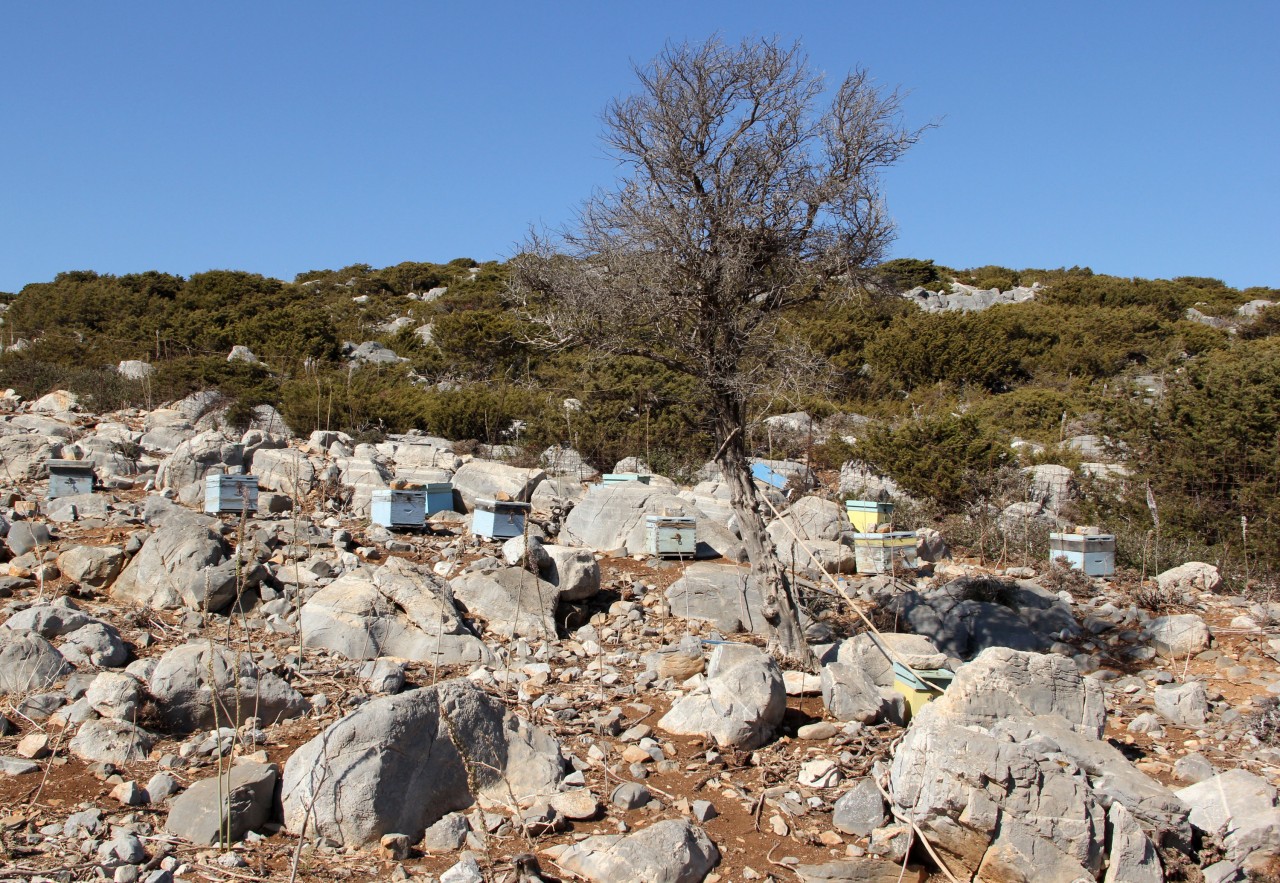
top-left (450, 461), bottom-right (545, 511)
top-left (1176, 769), bottom-right (1280, 861)
top-left (0, 631), bottom-right (72, 693)
top-left (281, 680), bottom-right (564, 848)
top-left (1142, 614), bottom-right (1211, 658)
top-left (539, 444), bottom-right (598, 481)
top-left (155, 430), bottom-right (243, 504)
top-left (821, 662), bottom-right (895, 724)
top-left (545, 819), bottom-right (719, 883)
top-left (251, 447), bottom-right (318, 495)
top-left (891, 713), bottom-right (1108, 882)
top-left (333, 447), bottom-right (393, 515)
top-left (767, 497), bottom-right (856, 574)
top-left (0, 435), bottom-right (62, 478)
top-left (57, 545), bottom-right (125, 589)
top-left (3, 599), bottom-right (128, 669)
top-left (69, 719), bottom-right (155, 764)
top-left (542, 545), bottom-right (601, 601)
top-left (992, 715), bottom-right (1189, 844)
top-left (1023, 464), bottom-right (1076, 510)
top-left (1155, 561), bottom-right (1222, 594)
top-left (886, 578), bottom-right (1079, 660)
top-left (299, 564), bottom-right (491, 665)
top-left (450, 567), bottom-right (558, 639)
top-left (836, 633), bottom-right (948, 688)
top-left (562, 484), bottom-right (740, 559)
top-left (658, 644), bottom-right (785, 749)
top-left (110, 512), bottom-right (242, 611)
top-left (148, 642), bottom-right (309, 733)
top-left (664, 562), bottom-right (769, 633)
top-left (924, 647), bottom-right (1106, 738)
top-left (166, 763), bottom-right (279, 845)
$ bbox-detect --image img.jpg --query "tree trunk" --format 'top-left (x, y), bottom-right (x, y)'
top-left (713, 398), bottom-right (814, 669)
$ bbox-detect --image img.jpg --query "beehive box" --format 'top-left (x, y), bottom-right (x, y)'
top-left (372, 489), bottom-right (427, 528)
top-left (891, 661), bottom-right (954, 721)
top-left (472, 499), bottom-right (531, 539)
top-left (47, 460), bottom-right (95, 499)
top-left (204, 473), bottom-right (258, 514)
top-left (423, 482), bottom-right (455, 515)
top-left (602, 473), bottom-right (651, 486)
top-left (1049, 532), bottom-right (1116, 577)
top-left (645, 515), bottom-right (697, 558)
top-left (845, 500), bottom-right (893, 532)
top-left (852, 531), bottom-right (918, 574)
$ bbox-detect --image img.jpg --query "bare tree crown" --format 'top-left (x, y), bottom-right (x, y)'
top-left (511, 35), bottom-right (924, 399)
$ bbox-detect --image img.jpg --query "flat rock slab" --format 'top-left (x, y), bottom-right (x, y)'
top-left (166, 763), bottom-right (279, 845)
top-left (544, 818), bottom-right (719, 883)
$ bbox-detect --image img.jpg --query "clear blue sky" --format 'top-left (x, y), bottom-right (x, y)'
top-left (2, 1), bottom-right (1276, 293)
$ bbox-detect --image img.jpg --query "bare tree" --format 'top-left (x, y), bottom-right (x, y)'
top-left (509, 36), bottom-right (926, 662)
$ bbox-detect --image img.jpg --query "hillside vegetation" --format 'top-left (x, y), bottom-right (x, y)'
top-left (2, 258), bottom-right (1276, 586)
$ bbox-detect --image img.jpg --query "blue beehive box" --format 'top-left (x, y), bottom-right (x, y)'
top-left (371, 488), bottom-right (427, 528)
top-left (47, 460), bottom-right (95, 499)
top-left (472, 498), bottom-right (530, 539)
top-left (751, 462), bottom-right (789, 489)
top-left (602, 473), bottom-right (651, 486)
top-left (424, 482), bottom-right (455, 515)
top-left (645, 515), bottom-right (697, 558)
top-left (1049, 532), bottom-right (1116, 577)
top-left (204, 473), bottom-right (258, 514)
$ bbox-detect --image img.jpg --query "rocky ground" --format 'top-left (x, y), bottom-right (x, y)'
top-left (0, 389), bottom-right (1278, 883)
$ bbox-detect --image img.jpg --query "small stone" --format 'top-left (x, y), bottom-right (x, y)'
top-left (16, 732), bottom-right (51, 759)
top-left (796, 722), bottom-right (838, 740)
top-left (692, 800), bottom-right (718, 822)
top-left (819, 830), bottom-right (844, 847)
top-left (146, 772), bottom-right (180, 803)
top-left (610, 782), bottom-right (652, 810)
top-left (379, 833), bottom-right (410, 861)
top-left (1174, 753), bottom-right (1216, 784)
top-left (798, 758), bottom-right (841, 789)
top-left (111, 780), bottom-right (147, 806)
top-left (421, 812), bottom-right (471, 852)
top-left (550, 789), bottom-right (600, 821)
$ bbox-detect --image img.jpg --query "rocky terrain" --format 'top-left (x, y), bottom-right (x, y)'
top-left (0, 388), bottom-right (1277, 883)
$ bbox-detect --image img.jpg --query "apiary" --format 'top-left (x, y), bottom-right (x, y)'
top-left (891, 661), bottom-right (954, 721)
top-left (472, 498), bottom-right (530, 539)
top-left (845, 500), bottom-right (894, 532)
top-left (852, 531), bottom-right (918, 574)
top-left (645, 515), bottom-right (697, 558)
top-left (204, 473), bottom-right (258, 514)
top-left (602, 473), bottom-right (651, 485)
top-left (1049, 532), bottom-right (1116, 577)
top-left (371, 488), bottom-right (427, 528)
top-left (47, 460), bottom-right (95, 499)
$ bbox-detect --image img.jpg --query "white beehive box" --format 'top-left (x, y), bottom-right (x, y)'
top-left (852, 531), bottom-right (918, 574)
top-left (1049, 532), bottom-right (1116, 577)
top-left (371, 488), bottom-right (427, 528)
top-left (472, 498), bottom-right (531, 539)
top-left (204, 473), bottom-right (258, 514)
top-left (645, 515), bottom-right (697, 558)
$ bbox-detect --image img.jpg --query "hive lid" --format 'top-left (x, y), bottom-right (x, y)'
top-left (475, 498), bottom-right (531, 511)
top-left (46, 459), bottom-right (95, 471)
